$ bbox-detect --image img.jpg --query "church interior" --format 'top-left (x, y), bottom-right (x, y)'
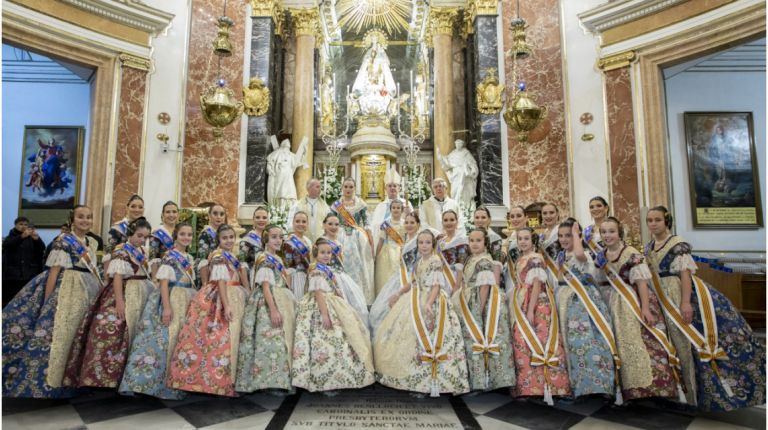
top-left (1, 0), bottom-right (766, 429)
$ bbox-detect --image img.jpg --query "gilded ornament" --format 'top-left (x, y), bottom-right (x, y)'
top-left (200, 79), bottom-right (244, 139)
top-left (597, 51), bottom-right (636, 71)
top-left (243, 77), bottom-right (270, 117)
top-left (509, 18), bottom-right (532, 58)
top-left (118, 53), bottom-right (151, 71)
top-left (429, 7), bottom-right (459, 36)
top-left (503, 85), bottom-right (547, 142)
top-left (476, 0), bottom-right (498, 15)
top-left (290, 8), bottom-right (320, 37)
top-left (251, 0), bottom-right (276, 17)
top-left (212, 16), bottom-right (234, 56)
top-left (476, 68), bottom-right (504, 115)
top-left (337, 0), bottom-right (411, 35)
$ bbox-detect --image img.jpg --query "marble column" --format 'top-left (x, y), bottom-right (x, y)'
top-left (112, 54), bottom-right (150, 223)
top-left (290, 8), bottom-right (319, 200)
top-left (430, 7), bottom-right (458, 184)
top-left (472, 4), bottom-right (503, 205)
top-left (245, 1), bottom-right (284, 204)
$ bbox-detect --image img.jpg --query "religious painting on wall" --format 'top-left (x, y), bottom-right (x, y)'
top-left (684, 112), bottom-right (763, 228)
top-left (18, 126), bottom-right (85, 227)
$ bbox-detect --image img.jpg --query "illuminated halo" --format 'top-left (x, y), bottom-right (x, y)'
top-left (337, 0), bottom-right (411, 35)
top-left (363, 29), bottom-right (389, 49)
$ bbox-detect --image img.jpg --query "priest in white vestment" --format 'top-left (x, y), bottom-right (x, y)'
top-left (418, 178), bottom-right (465, 234)
top-left (287, 177), bottom-right (330, 243)
top-left (371, 167), bottom-right (412, 245)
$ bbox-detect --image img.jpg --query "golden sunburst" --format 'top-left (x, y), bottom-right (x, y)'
top-left (337, 0), bottom-right (412, 35)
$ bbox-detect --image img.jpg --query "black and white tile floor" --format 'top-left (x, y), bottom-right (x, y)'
top-left (3, 384), bottom-right (765, 430)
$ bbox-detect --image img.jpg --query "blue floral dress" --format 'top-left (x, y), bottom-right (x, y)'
top-left (119, 251), bottom-right (196, 399)
top-left (2, 234), bottom-right (101, 398)
top-left (238, 229), bottom-right (264, 272)
top-left (645, 236), bottom-right (766, 411)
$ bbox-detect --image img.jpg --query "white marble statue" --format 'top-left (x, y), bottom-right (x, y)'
top-left (351, 35), bottom-right (397, 118)
top-left (266, 135), bottom-right (308, 204)
top-left (437, 139), bottom-right (478, 203)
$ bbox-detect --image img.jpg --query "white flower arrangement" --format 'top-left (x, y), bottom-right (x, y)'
top-left (403, 165), bottom-right (431, 209)
top-left (459, 199), bottom-right (476, 233)
top-left (319, 166), bottom-right (342, 206)
top-left (267, 200), bottom-right (290, 232)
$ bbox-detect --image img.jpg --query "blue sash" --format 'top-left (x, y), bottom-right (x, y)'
top-left (265, 254), bottom-right (285, 273)
top-left (122, 242), bottom-right (146, 265)
top-left (61, 233), bottom-right (88, 258)
top-left (204, 226), bottom-right (217, 241)
top-left (289, 235), bottom-right (309, 257)
top-left (114, 220), bottom-right (128, 236)
top-left (153, 228), bottom-right (174, 250)
top-left (168, 249), bottom-right (192, 271)
top-left (221, 250), bottom-right (240, 271)
top-left (315, 263), bottom-right (336, 283)
top-left (326, 239), bottom-right (343, 260)
top-left (245, 230), bottom-right (262, 248)
top-left (594, 249), bottom-right (608, 269)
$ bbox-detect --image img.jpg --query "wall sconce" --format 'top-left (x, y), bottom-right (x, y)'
top-left (580, 112), bottom-right (595, 141)
top-left (157, 112), bottom-right (183, 153)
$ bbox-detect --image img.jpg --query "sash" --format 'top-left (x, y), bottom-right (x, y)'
top-left (122, 242), bottom-right (151, 278)
top-left (61, 234), bottom-right (103, 286)
top-left (381, 221), bottom-right (405, 246)
top-left (264, 253), bottom-right (290, 285)
top-left (114, 220), bottom-right (128, 236)
top-left (436, 245), bottom-right (457, 292)
top-left (459, 283), bottom-right (502, 388)
top-left (561, 262), bottom-right (623, 403)
top-left (288, 235), bottom-right (310, 265)
top-left (244, 230), bottom-right (263, 249)
top-left (333, 201), bottom-right (373, 249)
top-left (410, 285), bottom-right (449, 397)
top-left (542, 251), bottom-right (562, 281)
top-left (510, 258), bottom-right (560, 405)
top-left (584, 225), bottom-right (601, 255)
top-left (315, 263), bottom-right (336, 283)
top-left (204, 226), bottom-right (217, 241)
top-left (221, 250), bottom-right (241, 271)
top-left (326, 238), bottom-right (344, 263)
top-left (398, 256), bottom-right (415, 290)
top-left (602, 264), bottom-right (687, 402)
top-left (649, 271), bottom-right (733, 396)
top-left (168, 249), bottom-right (195, 284)
top-left (153, 228), bottom-right (174, 250)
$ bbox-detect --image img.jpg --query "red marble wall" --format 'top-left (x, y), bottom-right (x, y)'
top-left (605, 67), bottom-right (640, 239)
top-left (181, 0), bottom-right (246, 217)
top-left (502, 0), bottom-right (570, 213)
top-left (112, 66), bottom-right (148, 223)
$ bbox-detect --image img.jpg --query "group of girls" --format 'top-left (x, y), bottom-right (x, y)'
top-left (2, 189), bottom-right (765, 413)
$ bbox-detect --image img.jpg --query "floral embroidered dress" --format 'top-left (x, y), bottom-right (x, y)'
top-left (235, 253), bottom-right (296, 392)
top-left (510, 253), bottom-right (571, 400)
top-left (318, 237), bottom-right (369, 324)
top-left (554, 251), bottom-right (616, 398)
top-left (583, 224), bottom-right (604, 260)
top-left (238, 229), bottom-right (264, 273)
top-left (2, 234), bottom-right (101, 398)
top-left (375, 219), bottom-right (405, 297)
top-left (595, 246), bottom-right (679, 401)
top-left (331, 198), bottom-right (375, 304)
top-left (502, 234), bottom-right (520, 300)
top-left (119, 250), bottom-right (197, 399)
top-left (369, 232), bottom-right (420, 334)
top-left (148, 225), bottom-right (175, 275)
top-left (291, 263), bottom-right (375, 392)
top-left (438, 233), bottom-right (468, 295)
top-left (282, 233), bottom-right (313, 300)
top-left (645, 236), bottom-right (766, 411)
top-left (454, 253), bottom-right (515, 391)
top-left (105, 218), bottom-right (129, 255)
top-left (487, 229), bottom-right (505, 265)
top-left (374, 254), bottom-right (469, 396)
top-left (167, 249), bottom-right (247, 396)
top-left (195, 225), bottom-right (218, 287)
top-left (62, 243), bottom-right (154, 388)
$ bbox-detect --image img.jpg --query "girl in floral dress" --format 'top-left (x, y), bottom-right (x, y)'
top-left (291, 238), bottom-right (375, 392)
top-left (583, 196), bottom-right (609, 258)
top-left (120, 222), bottom-right (197, 399)
top-left (167, 224), bottom-right (248, 396)
top-left (595, 217), bottom-right (681, 402)
top-left (374, 230), bottom-right (469, 397)
top-left (236, 225), bottom-right (296, 393)
top-left (374, 199), bottom-right (406, 297)
top-left (195, 203), bottom-right (227, 286)
top-left (63, 218), bottom-right (155, 388)
top-left (644, 207), bottom-right (765, 411)
top-left (539, 203), bottom-right (561, 291)
top-left (473, 206), bottom-right (504, 281)
top-left (502, 205), bottom-right (528, 299)
top-left (369, 212), bottom-right (424, 333)
top-left (438, 210), bottom-right (468, 296)
top-left (510, 227), bottom-right (570, 405)
top-left (454, 227), bottom-right (515, 392)
top-left (3, 205), bottom-right (101, 397)
top-left (148, 201), bottom-right (179, 278)
top-left (282, 212), bottom-right (313, 300)
top-left (106, 194), bottom-right (144, 255)
top-left (239, 205), bottom-right (268, 272)
top-left (320, 214), bottom-right (369, 322)
top-left (331, 179), bottom-right (375, 304)
top-left (554, 219), bottom-right (618, 401)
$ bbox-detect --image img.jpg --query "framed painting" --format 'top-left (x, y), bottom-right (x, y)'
top-left (684, 112), bottom-right (763, 228)
top-left (18, 126), bottom-right (85, 227)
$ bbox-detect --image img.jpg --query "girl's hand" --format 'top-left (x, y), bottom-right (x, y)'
top-left (642, 307), bottom-right (655, 325)
top-left (388, 292), bottom-right (401, 308)
top-left (426, 306), bottom-right (435, 330)
top-left (526, 309), bottom-right (535, 325)
top-left (571, 222), bottom-right (580, 237)
top-left (115, 300), bottom-right (126, 320)
top-left (680, 302), bottom-right (694, 324)
top-left (322, 314), bottom-right (333, 330)
top-left (162, 306), bottom-right (173, 326)
top-left (270, 308), bottom-right (283, 328)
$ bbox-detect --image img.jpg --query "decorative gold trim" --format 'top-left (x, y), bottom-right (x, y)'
top-left (476, 0), bottom-right (498, 16)
top-left (476, 68), bottom-right (504, 115)
top-left (597, 50), bottom-right (635, 71)
top-left (251, 0), bottom-right (284, 35)
top-left (243, 77), bottom-right (270, 116)
top-left (118, 53), bottom-right (151, 71)
top-left (461, 0), bottom-right (476, 39)
top-left (290, 8), bottom-right (320, 37)
top-left (429, 7), bottom-right (459, 36)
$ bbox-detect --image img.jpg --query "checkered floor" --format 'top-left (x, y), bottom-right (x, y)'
top-left (3, 385), bottom-right (765, 429)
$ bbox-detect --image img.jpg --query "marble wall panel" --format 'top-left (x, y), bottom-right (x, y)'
top-left (605, 66), bottom-right (641, 241)
top-left (181, 0), bottom-right (246, 217)
top-left (112, 66), bottom-right (148, 223)
top-left (501, 0), bottom-right (570, 213)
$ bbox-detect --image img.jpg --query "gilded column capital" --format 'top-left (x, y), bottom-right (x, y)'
top-left (475, 0), bottom-right (498, 16)
top-left (290, 8), bottom-right (320, 37)
top-left (251, 0), bottom-right (285, 35)
top-left (461, 0), bottom-right (476, 39)
top-left (118, 53), bottom-right (151, 71)
top-left (597, 51), bottom-right (636, 71)
top-left (429, 7), bottom-right (459, 37)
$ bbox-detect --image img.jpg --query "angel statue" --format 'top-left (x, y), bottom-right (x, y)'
top-left (266, 135), bottom-right (308, 204)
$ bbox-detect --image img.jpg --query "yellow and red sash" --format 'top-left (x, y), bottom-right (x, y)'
top-left (411, 284), bottom-right (448, 397)
top-left (510, 261), bottom-right (560, 405)
top-left (334, 201), bottom-right (374, 249)
top-left (603, 265), bottom-right (687, 402)
top-left (459, 283), bottom-right (501, 388)
top-left (254, 253), bottom-right (290, 286)
top-left (381, 221), bottom-right (405, 246)
top-left (561, 263), bottom-right (623, 403)
top-left (649, 271), bottom-right (733, 396)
